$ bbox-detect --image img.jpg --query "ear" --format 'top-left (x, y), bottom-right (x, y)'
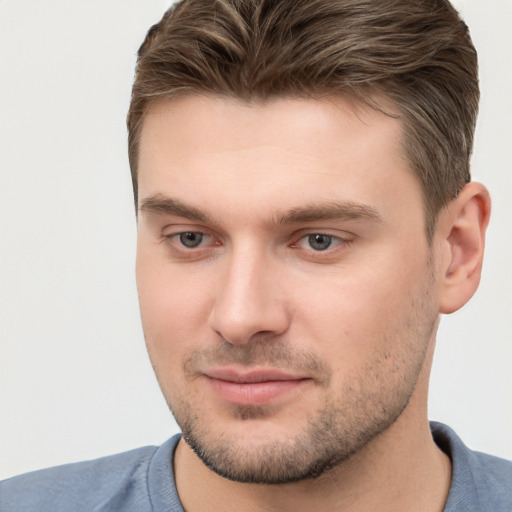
top-left (438, 182), bottom-right (491, 314)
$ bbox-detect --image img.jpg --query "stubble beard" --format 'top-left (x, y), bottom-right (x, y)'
top-left (177, 386), bottom-right (414, 484)
top-left (157, 269), bottom-right (438, 484)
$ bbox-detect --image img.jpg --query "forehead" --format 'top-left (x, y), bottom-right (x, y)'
top-left (140, 93), bottom-right (401, 158)
top-left (137, 94), bottom-right (422, 229)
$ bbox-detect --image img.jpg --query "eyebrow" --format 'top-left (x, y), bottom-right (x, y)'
top-left (139, 194), bottom-right (383, 225)
top-left (275, 201), bottom-right (383, 225)
top-left (139, 195), bottom-right (210, 222)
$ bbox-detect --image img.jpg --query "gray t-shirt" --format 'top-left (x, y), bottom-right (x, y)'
top-left (1, 423), bottom-right (511, 511)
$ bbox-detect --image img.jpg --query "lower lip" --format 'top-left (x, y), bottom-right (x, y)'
top-left (206, 377), bottom-right (308, 406)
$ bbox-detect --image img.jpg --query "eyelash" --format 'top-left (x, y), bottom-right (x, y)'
top-left (291, 233), bottom-right (348, 252)
top-left (163, 231), bottom-right (216, 255)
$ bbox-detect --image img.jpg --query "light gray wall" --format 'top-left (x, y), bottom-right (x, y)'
top-left (0, 0), bottom-right (510, 479)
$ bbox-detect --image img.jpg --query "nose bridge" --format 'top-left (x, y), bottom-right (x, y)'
top-left (208, 239), bottom-right (288, 344)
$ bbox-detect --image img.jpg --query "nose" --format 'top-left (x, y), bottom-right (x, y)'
top-left (208, 246), bottom-right (290, 345)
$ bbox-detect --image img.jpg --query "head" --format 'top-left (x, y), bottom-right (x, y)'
top-left (130, 0), bottom-right (489, 484)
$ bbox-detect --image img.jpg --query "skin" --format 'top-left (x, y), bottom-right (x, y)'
top-left (135, 95), bottom-right (490, 511)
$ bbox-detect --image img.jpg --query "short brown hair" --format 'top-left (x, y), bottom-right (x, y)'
top-left (127, 0), bottom-right (479, 240)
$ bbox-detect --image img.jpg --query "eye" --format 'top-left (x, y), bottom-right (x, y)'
top-left (291, 232), bottom-right (351, 256)
top-left (306, 234), bottom-right (334, 251)
top-left (162, 228), bottom-right (220, 260)
top-left (178, 232), bottom-right (205, 248)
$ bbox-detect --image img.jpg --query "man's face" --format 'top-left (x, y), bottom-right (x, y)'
top-left (136, 95), bottom-right (440, 483)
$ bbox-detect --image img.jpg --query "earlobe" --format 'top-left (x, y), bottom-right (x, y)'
top-left (438, 182), bottom-right (491, 314)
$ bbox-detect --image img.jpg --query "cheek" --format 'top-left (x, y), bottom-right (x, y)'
top-left (289, 254), bottom-right (429, 359)
top-left (136, 253), bottom-right (214, 364)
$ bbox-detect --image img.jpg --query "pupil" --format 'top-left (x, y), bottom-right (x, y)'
top-left (308, 234), bottom-right (332, 251)
top-left (180, 232), bottom-right (202, 248)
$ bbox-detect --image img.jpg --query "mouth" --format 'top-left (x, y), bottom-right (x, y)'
top-left (204, 368), bottom-right (310, 406)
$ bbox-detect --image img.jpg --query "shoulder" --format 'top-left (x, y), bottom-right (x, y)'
top-left (0, 435), bottom-right (182, 512)
top-left (430, 422), bottom-right (512, 511)
top-left (464, 448), bottom-right (512, 508)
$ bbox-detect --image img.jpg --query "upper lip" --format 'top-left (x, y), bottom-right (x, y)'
top-left (204, 368), bottom-right (307, 383)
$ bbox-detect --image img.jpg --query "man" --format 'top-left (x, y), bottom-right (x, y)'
top-left (1, 0), bottom-right (511, 510)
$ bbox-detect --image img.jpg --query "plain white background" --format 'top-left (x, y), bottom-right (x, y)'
top-left (0, 0), bottom-right (510, 480)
